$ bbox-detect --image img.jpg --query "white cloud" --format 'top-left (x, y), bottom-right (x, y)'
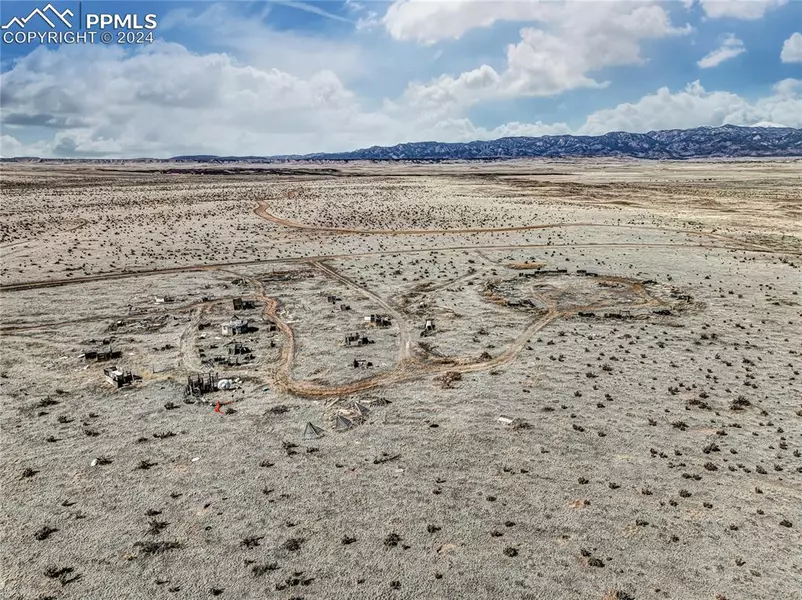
top-left (781, 32), bottom-right (802, 63)
top-left (383, 0), bottom-right (550, 44)
top-left (698, 0), bottom-right (788, 20)
top-left (270, 1), bottom-right (354, 24)
top-left (0, 41), bottom-right (568, 157)
top-left (578, 79), bottom-right (802, 134)
top-left (394, 1), bottom-right (690, 110)
top-left (0, 134), bottom-right (25, 158)
top-left (0, 43), bottom-right (376, 157)
top-left (382, 0), bottom-right (692, 45)
top-left (161, 4), bottom-right (366, 81)
top-left (697, 34), bottom-right (745, 68)
top-left (1, 39), bottom-right (800, 158)
top-left (430, 118), bottom-right (572, 141)
top-left (772, 77), bottom-right (802, 97)
top-left (344, 0), bottom-right (365, 12)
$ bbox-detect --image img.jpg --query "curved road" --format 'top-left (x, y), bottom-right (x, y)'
top-left (256, 268), bottom-right (663, 398)
top-left (0, 199), bottom-right (794, 398)
top-left (254, 200), bottom-right (775, 253)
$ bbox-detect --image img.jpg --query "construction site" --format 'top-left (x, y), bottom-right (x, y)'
top-left (1, 159), bottom-right (801, 600)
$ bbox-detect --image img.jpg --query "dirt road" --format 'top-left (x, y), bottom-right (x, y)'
top-left (254, 200), bottom-right (775, 252)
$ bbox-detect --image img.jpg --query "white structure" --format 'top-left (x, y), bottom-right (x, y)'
top-left (221, 316), bottom-right (248, 336)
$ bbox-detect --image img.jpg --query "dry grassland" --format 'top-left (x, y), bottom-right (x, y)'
top-left (1, 159), bottom-right (800, 600)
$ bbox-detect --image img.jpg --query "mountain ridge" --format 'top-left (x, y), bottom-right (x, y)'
top-left (297, 124), bottom-right (802, 161)
top-left (2, 125), bottom-right (800, 162)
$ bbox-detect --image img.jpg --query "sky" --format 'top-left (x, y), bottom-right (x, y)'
top-left (0, 0), bottom-right (801, 157)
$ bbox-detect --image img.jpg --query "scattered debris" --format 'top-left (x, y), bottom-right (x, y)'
top-left (221, 316), bottom-right (249, 336)
top-left (436, 371), bottom-right (462, 389)
top-left (365, 314), bottom-right (392, 327)
top-left (374, 453), bottom-right (401, 465)
top-left (335, 414), bottom-right (354, 431)
top-left (343, 332), bottom-right (373, 347)
top-left (232, 298), bottom-right (256, 310)
top-left (104, 366), bottom-right (134, 388)
top-left (81, 347), bottom-right (121, 362)
top-left (185, 372), bottom-right (220, 397)
top-left (303, 422), bottom-right (325, 441)
top-left (134, 540), bottom-right (181, 555)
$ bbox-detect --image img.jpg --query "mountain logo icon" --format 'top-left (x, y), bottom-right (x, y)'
top-left (1, 3), bottom-right (74, 29)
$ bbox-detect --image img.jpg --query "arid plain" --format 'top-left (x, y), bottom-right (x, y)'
top-left (1, 159), bottom-right (800, 600)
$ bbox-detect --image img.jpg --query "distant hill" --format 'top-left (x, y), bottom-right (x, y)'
top-left (296, 125), bottom-right (802, 161)
top-left (2, 125), bottom-right (800, 162)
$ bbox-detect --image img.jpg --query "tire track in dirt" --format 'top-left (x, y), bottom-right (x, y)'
top-left (3, 260), bottom-right (671, 398)
top-left (266, 305), bottom-right (562, 398)
top-left (179, 305), bottom-right (208, 373)
top-left (254, 200), bottom-right (774, 252)
top-left (253, 266), bottom-right (663, 398)
top-left (0, 295), bottom-right (246, 333)
top-left (310, 260), bottom-right (414, 363)
top-left (0, 240), bottom-right (780, 293)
